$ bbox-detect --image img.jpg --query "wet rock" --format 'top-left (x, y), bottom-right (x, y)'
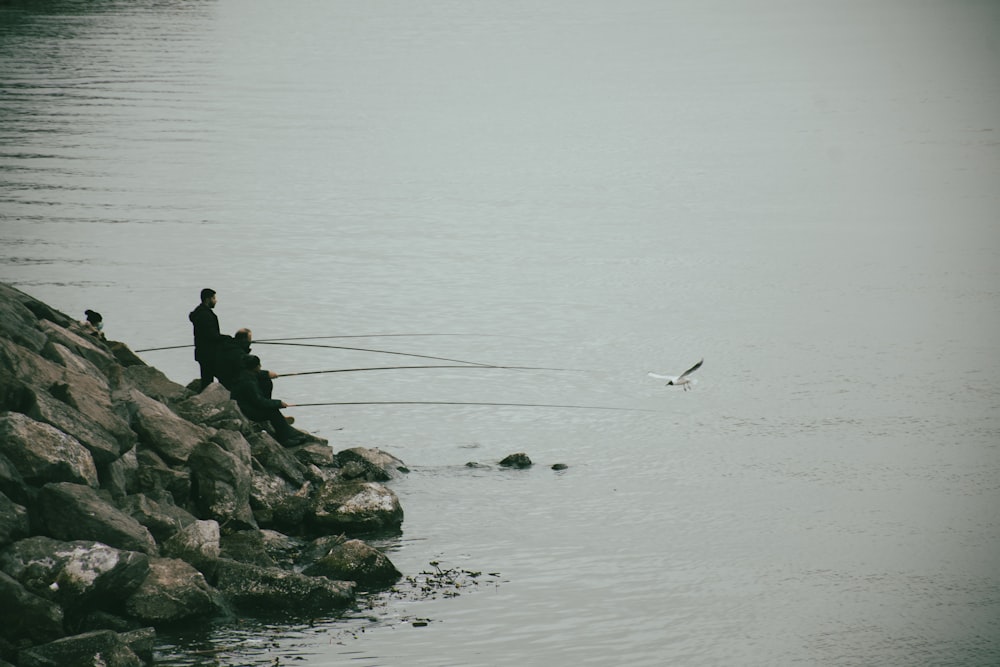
top-left (310, 480), bottom-right (403, 535)
top-left (124, 558), bottom-right (223, 624)
top-left (212, 559), bottom-right (353, 613)
top-left (0, 284), bottom-right (49, 353)
top-left (36, 483), bottom-right (157, 555)
top-left (218, 529), bottom-right (278, 568)
top-left (499, 452), bottom-right (532, 469)
top-left (188, 441), bottom-right (257, 532)
top-left (0, 571), bottom-right (65, 645)
top-left (290, 440), bottom-right (335, 468)
top-left (0, 412), bottom-right (99, 488)
top-left (127, 389), bottom-right (210, 465)
top-left (335, 447), bottom-right (409, 481)
top-left (18, 629), bottom-right (143, 667)
top-left (551, 463), bottom-right (569, 471)
top-left (120, 627), bottom-right (156, 664)
top-left (301, 538), bottom-right (401, 590)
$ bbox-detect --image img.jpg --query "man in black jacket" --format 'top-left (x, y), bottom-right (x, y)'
top-left (189, 288), bottom-right (229, 391)
top-left (230, 355), bottom-right (306, 446)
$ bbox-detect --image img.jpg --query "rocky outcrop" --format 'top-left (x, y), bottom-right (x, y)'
top-left (0, 282), bottom-right (405, 667)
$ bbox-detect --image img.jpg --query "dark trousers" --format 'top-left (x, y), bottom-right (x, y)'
top-left (198, 359), bottom-right (215, 390)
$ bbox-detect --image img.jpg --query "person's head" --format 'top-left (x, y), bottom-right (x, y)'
top-left (200, 288), bottom-right (217, 308)
top-left (84, 309), bottom-right (103, 330)
top-left (235, 328), bottom-right (252, 344)
top-left (243, 354), bottom-right (261, 372)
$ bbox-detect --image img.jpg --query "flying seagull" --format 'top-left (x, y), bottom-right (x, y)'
top-left (648, 359), bottom-right (703, 391)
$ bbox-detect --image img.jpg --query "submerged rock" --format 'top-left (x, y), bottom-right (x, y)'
top-left (499, 452), bottom-right (532, 469)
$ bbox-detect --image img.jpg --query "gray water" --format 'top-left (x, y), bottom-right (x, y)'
top-left (2, 1), bottom-right (999, 665)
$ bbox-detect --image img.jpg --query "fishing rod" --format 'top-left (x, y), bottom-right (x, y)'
top-left (134, 332), bottom-right (545, 354)
top-left (286, 400), bottom-right (656, 412)
top-left (275, 364), bottom-right (586, 378)
top-left (252, 340), bottom-right (506, 368)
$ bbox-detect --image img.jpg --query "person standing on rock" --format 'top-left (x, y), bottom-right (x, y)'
top-left (189, 288), bottom-right (229, 391)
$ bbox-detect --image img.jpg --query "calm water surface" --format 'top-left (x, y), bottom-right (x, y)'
top-left (1, 1), bottom-right (999, 665)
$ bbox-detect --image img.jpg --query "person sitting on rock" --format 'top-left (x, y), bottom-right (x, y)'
top-left (81, 309), bottom-right (106, 341)
top-left (230, 354), bottom-right (306, 446)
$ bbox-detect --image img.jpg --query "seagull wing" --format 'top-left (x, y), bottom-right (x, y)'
top-left (647, 372), bottom-right (678, 381)
top-left (678, 358), bottom-right (703, 380)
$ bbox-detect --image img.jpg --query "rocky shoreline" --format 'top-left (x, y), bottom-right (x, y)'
top-left (0, 282), bottom-right (408, 667)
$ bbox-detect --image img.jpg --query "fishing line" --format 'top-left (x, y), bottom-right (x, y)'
top-left (252, 340), bottom-right (503, 367)
top-left (286, 400), bottom-right (656, 412)
top-left (276, 364), bottom-right (587, 378)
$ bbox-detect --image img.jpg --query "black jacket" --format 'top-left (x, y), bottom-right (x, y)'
top-left (189, 304), bottom-right (226, 361)
top-left (216, 338), bottom-right (251, 390)
top-left (230, 369), bottom-right (281, 422)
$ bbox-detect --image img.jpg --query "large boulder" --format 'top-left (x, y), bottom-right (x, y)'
top-left (301, 538), bottom-right (401, 590)
top-left (118, 492), bottom-right (197, 544)
top-left (25, 386), bottom-right (126, 466)
top-left (123, 558), bottom-right (223, 624)
top-left (36, 483), bottom-right (157, 555)
top-left (38, 320), bottom-right (117, 375)
top-left (310, 481), bottom-right (403, 535)
top-left (121, 365), bottom-right (189, 405)
top-left (0, 412), bottom-right (99, 488)
top-left (0, 284), bottom-right (48, 353)
top-left (126, 389), bottom-right (210, 465)
top-left (335, 447), bottom-right (409, 482)
top-left (0, 537), bottom-right (149, 616)
top-left (212, 559), bottom-right (353, 613)
top-left (247, 431), bottom-right (308, 486)
top-left (134, 447), bottom-right (190, 505)
top-left (0, 571), bottom-right (65, 645)
top-left (161, 519), bottom-right (220, 571)
top-left (188, 441), bottom-right (257, 532)
top-left (172, 383), bottom-right (248, 433)
top-left (18, 629), bottom-right (143, 667)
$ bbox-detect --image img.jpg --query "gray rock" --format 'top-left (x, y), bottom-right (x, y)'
top-left (38, 320), bottom-right (117, 375)
top-left (0, 571), bottom-right (65, 645)
top-left (0, 492), bottom-right (29, 549)
top-left (0, 284), bottom-right (49, 353)
top-left (18, 629), bottom-right (143, 667)
top-left (100, 446), bottom-right (139, 500)
top-left (0, 339), bottom-right (67, 394)
top-left (248, 469), bottom-right (302, 529)
top-left (134, 447), bottom-right (190, 505)
top-left (247, 431), bottom-right (307, 486)
top-left (161, 519), bottom-right (220, 571)
top-left (213, 558), bottom-right (353, 613)
top-left (310, 480), bottom-right (403, 535)
top-left (36, 482), bottom-right (157, 555)
top-left (209, 429), bottom-right (252, 467)
top-left (335, 447), bottom-right (409, 481)
top-left (0, 536), bottom-right (149, 613)
top-left (172, 383), bottom-right (249, 432)
top-left (124, 557), bottom-right (223, 624)
top-left (26, 386), bottom-right (126, 466)
top-left (301, 538), bottom-right (401, 590)
top-left (188, 440), bottom-right (257, 532)
top-left (291, 440), bottom-right (335, 468)
top-left (119, 492), bottom-right (197, 544)
top-left (120, 627), bottom-right (156, 664)
top-left (0, 412), bottom-right (99, 487)
top-left (121, 365), bottom-right (189, 405)
top-left (127, 389), bottom-right (210, 464)
top-left (499, 452), bottom-right (533, 468)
